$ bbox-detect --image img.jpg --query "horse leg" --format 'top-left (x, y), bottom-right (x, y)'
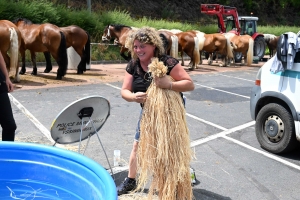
top-left (270, 49), bottom-right (273, 58)
top-left (19, 51), bottom-right (26, 75)
top-left (208, 53), bottom-right (213, 65)
top-left (120, 47), bottom-right (131, 61)
top-left (30, 51), bottom-right (38, 75)
top-left (219, 54), bottom-right (227, 67)
top-left (43, 52), bottom-right (53, 73)
top-left (180, 50), bottom-right (184, 66)
top-left (199, 51), bottom-right (203, 65)
top-left (76, 48), bottom-right (86, 74)
top-left (120, 52), bottom-right (131, 61)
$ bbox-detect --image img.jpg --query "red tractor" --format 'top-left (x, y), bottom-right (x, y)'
top-left (201, 4), bottom-right (266, 62)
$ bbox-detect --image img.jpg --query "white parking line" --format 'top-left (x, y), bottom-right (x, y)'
top-left (186, 113), bottom-right (227, 131)
top-left (223, 135), bottom-right (300, 171)
top-left (218, 74), bottom-right (254, 82)
top-left (190, 121), bottom-right (254, 147)
top-left (195, 83), bottom-right (250, 99)
top-left (9, 93), bottom-right (63, 147)
top-left (106, 83), bottom-right (121, 90)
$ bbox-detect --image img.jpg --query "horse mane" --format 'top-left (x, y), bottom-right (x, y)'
top-left (12, 18), bottom-right (33, 25)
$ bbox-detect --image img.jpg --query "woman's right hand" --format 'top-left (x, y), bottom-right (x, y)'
top-left (133, 92), bottom-right (147, 103)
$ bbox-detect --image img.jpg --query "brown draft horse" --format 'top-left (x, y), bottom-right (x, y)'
top-left (224, 32), bottom-right (254, 66)
top-left (0, 20), bottom-right (22, 82)
top-left (44, 25), bottom-right (91, 74)
top-left (102, 24), bottom-right (137, 61)
top-left (263, 34), bottom-right (279, 58)
top-left (13, 18), bottom-right (68, 80)
top-left (191, 31), bottom-right (233, 67)
top-left (175, 31), bottom-right (200, 70)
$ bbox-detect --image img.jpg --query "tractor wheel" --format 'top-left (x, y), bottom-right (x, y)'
top-left (254, 36), bottom-right (266, 60)
top-left (234, 52), bottom-right (242, 63)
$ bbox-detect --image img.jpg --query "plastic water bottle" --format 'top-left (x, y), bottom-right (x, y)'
top-left (114, 150), bottom-right (120, 167)
top-left (190, 167), bottom-right (196, 185)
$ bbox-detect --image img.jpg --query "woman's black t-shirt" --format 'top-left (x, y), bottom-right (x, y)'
top-left (126, 55), bottom-right (179, 93)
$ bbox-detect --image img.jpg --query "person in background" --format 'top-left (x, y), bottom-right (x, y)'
top-left (117, 26), bottom-right (194, 195)
top-left (0, 51), bottom-right (17, 141)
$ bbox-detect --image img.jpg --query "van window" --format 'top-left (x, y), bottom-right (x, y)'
top-left (294, 51), bottom-right (300, 63)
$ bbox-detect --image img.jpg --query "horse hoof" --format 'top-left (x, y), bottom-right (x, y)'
top-left (56, 76), bottom-right (62, 80)
top-left (44, 69), bottom-right (51, 73)
top-left (77, 70), bottom-right (83, 74)
top-left (19, 71), bottom-right (25, 75)
top-left (188, 67), bottom-right (195, 71)
top-left (31, 72), bottom-right (37, 76)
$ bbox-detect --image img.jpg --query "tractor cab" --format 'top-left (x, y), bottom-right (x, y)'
top-left (225, 16), bottom-right (259, 36)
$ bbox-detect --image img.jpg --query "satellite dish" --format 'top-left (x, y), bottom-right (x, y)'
top-left (50, 96), bottom-right (110, 144)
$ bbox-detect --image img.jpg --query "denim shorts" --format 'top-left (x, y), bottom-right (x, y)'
top-left (134, 109), bottom-right (143, 141)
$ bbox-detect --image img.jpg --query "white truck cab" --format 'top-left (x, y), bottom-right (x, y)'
top-left (250, 32), bottom-right (300, 153)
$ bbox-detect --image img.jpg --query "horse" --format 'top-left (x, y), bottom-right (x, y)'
top-left (190, 30), bottom-right (233, 67)
top-left (263, 34), bottom-right (279, 58)
top-left (158, 29), bottom-right (178, 58)
top-left (224, 32), bottom-right (254, 66)
top-left (0, 20), bottom-right (22, 83)
top-left (13, 18), bottom-right (68, 80)
top-left (102, 24), bottom-right (137, 61)
top-left (43, 25), bottom-right (90, 74)
top-left (175, 31), bottom-right (200, 70)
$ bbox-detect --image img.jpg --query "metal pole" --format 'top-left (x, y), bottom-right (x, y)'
top-left (87, 0), bottom-right (91, 13)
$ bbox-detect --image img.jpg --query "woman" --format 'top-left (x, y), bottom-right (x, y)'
top-left (117, 27), bottom-right (194, 195)
top-left (0, 51), bottom-right (17, 141)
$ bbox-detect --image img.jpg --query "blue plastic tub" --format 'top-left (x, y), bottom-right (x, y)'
top-left (0, 142), bottom-right (117, 199)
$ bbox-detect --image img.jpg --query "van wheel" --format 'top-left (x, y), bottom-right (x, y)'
top-left (255, 103), bottom-right (298, 154)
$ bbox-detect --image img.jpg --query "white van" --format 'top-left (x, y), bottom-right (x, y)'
top-left (250, 32), bottom-right (300, 154)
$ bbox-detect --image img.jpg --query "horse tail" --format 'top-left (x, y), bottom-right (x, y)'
top-left (247, 38), bottom-right (254, 66)
top-left (9, 27), bottom-right (20, 82)
top-left (57, 31), bottom-right (68, 76)
top-left (159, 33), bottom-right (169, 54)
top-left (84, 31), bottom-right (91, 65)
top-left (193, 36), bottom-right (200, 67)
top-left (170, 35), bottom-right (178, 58)
top-left (226, 37), bottom-right (234, 59)
top-left (196, 32), bottom-right (205, 51)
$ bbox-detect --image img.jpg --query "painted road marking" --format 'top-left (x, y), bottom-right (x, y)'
top-left (218, 73), bottom-right (254, 82)
top-left (194, 83), bottom-right (250, 99)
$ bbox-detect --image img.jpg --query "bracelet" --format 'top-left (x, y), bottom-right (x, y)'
top-left (169, 82), bottom-right (172, 90)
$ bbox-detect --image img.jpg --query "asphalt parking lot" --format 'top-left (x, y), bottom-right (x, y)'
top-left (3, 61), bottom-right (300, 200)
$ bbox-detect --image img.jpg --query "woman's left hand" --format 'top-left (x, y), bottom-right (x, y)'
top-left (6, 78), bottom-right (14, 92)
top-left (154, 76), bottom-right (172, 90)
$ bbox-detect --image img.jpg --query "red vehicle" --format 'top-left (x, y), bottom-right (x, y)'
top-left (201, 4), bottom-right (266, 62)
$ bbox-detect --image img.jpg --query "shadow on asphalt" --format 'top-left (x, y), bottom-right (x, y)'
top-left (113, 170), bottom-right (232, 199)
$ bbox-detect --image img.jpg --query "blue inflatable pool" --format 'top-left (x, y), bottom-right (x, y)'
top-left (0, 142), bottom-right (117, 199)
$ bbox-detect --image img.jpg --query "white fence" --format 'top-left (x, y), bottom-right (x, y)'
top-left (67, 43), bottom-right (118, 70)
